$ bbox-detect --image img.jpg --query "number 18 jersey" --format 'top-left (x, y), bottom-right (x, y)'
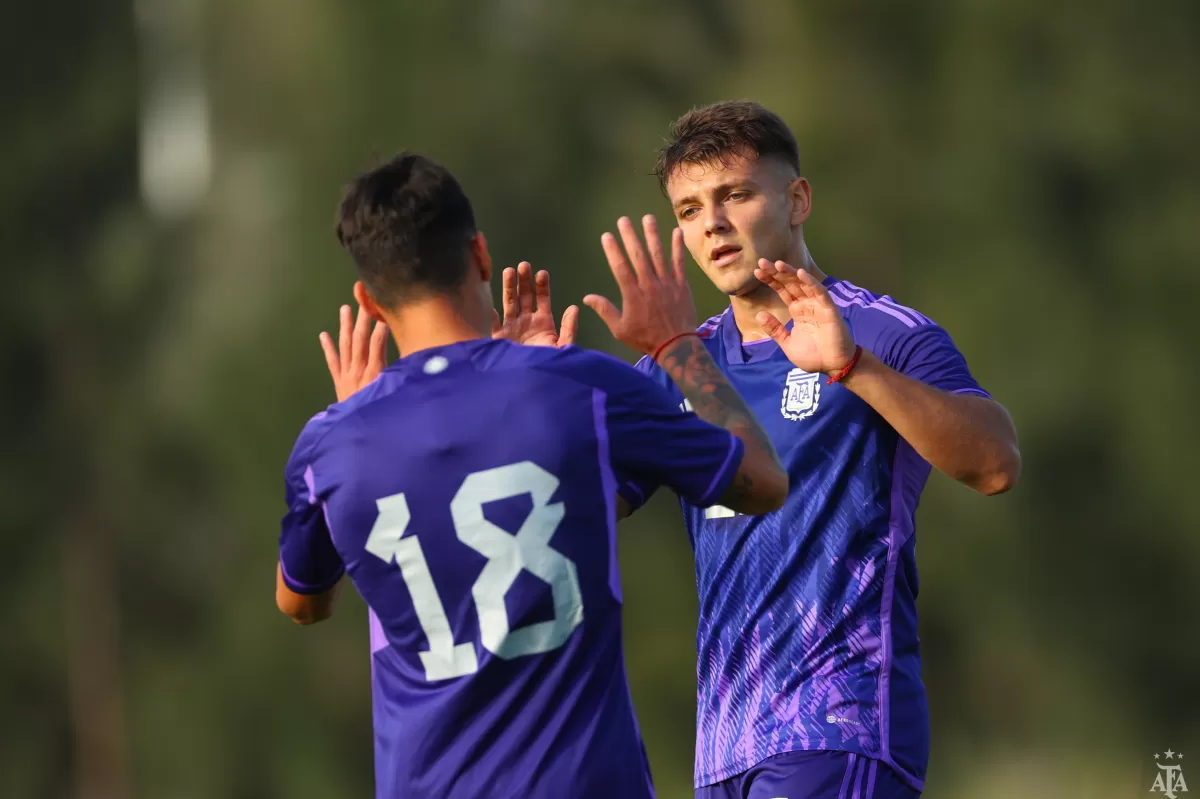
top-left (278, 338), bottom-right (744, 799)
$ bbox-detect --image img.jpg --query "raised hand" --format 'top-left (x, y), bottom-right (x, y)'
top-left (319, 302), bottom-right (390, 402)
top-left (583, 215), bottom-right (698, 357)
top-left (491, 261), bottom-right (579, 348)
top-left (587, 216), bottom-right (788, 514)
top-left (752, 259), bottom-right (857, 375)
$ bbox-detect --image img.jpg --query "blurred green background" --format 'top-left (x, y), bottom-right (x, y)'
top-left (4, 0), bottom-right (1198, 797)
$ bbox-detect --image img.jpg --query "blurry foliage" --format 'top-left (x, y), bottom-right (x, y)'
top-left (2, 0), bottom-right (1198, 797)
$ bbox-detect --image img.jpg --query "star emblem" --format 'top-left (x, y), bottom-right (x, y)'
top-left (1155, 753), bottom-right (1161, 760)
top-left (1166, 749), bottom-right (1176, 759)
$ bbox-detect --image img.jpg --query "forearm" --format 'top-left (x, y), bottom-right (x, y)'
top-left (275, 563), bottom-right (339, 624)
top-left (657, 335), bottom-right (785, 509)
top-left (839, 350), bottom-right (1021, 494)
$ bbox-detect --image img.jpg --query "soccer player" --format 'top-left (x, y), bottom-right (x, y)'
top-left (612, 102), bottom-right (1022, 798)
top-left (273, 152), bottom-right (789, 799)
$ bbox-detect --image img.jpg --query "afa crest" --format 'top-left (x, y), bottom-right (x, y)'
top-left (1150, 750), bottom-right (1188, 797)
top-left (781, 369), bottom-right (821, 421)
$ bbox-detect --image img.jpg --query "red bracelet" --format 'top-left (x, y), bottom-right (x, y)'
top-left (826, 345), bottom-right (863, 385)
top-left (651, 331), bottom-right (700, 363)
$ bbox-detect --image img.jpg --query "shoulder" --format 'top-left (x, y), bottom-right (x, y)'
top-left (520, 345), bottom-right (690, 416)
top-left (284, 407), bottom-right (343, 481)
top-left (530, 344), bottom-right (653, 392)
top-left (287, 373), bottom-right (401, 470)
top-left (696, 308), bottom-right (728, 338)
top-left (467, 339), bottom-right (633, 381)
top-left (824, 277), bottom-right (940, 341)
top-left (826, 278), bottom-right (988, 386)
top-left (467, 338), bottom-right (552, 370)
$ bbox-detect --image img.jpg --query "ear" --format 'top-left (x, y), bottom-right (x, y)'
top-left (353, 280), bottom-right (386, 322)
top-left (469, 231), bottom-right (492, 283)
top-left (787, 177), bottom-right (813, 227)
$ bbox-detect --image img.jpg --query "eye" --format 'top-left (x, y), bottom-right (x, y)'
top-left (679, 207), bottom-right (700, 220)
top-left (727, 191), bottom-right (749, 202)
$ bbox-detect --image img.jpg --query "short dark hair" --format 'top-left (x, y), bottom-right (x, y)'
top-left (334, 153), bottom-right (477, 307)
top-left (654, 101), bottom-right (801, 192)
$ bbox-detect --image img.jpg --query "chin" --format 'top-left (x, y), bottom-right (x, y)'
top-left (700, 265), bottom-right (750, 296)
top-left (722, 274), bottom-right (763, 298)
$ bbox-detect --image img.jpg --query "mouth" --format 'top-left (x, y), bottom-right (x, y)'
top-left (709, 245), bottom-right (743, 268)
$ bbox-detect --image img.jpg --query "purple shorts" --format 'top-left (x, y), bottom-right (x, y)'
top-left (696, 751), bottom-right (921, 799)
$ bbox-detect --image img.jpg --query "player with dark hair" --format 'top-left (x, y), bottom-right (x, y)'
top-left (614, 101), bottom-right (1023, 798)
top-left (274, 152), bottom-right (787, 799)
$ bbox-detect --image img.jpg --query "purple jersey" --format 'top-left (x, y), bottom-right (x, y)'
top-left (278, 338), bottom-right (743, 799)
top-left (622, 277), bottom-right (989, 792)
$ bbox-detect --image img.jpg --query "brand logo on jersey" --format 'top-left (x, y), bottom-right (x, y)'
top-left (1150, 750), bottom-right (1188, 797)
top-left (782, 369), bottom-right (821, 421)
top-left (826, 714), bottom-right (862, 727)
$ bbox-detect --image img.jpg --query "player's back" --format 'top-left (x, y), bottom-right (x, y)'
top-left (294, 339), bottom-right (653, 799)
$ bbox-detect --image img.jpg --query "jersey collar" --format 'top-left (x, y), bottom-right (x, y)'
top-left (718, 276), bottom-right (843, 365)
top-left (718, 306), bottom-right (787, 366)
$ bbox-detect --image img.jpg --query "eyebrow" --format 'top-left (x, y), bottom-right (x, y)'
top-left (672, 181), bottom-right (757, 209)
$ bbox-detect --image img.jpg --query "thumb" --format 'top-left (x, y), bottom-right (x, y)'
top-left (558, 305), bottom-right (579, 347)
top-left (490, 307), bottom-right (502, 336)
top-left (757, 312), bottom-right (790, 346)
top-left (582, 294), bottom-right (621, 332)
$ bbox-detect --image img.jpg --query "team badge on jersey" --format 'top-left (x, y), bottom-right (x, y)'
top-left (781, 368), bottom-right (821, 420)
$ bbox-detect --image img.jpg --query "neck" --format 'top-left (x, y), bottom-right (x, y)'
top-left (385, 294), bottom-right (489, 358)
top-left (729, 243), bottom-right (826, 342)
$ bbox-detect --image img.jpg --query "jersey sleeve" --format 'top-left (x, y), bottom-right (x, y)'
top-left (278, 415), bottom-right (345, 595)
top-left (611, 356), bottom-right (673, 510)
top-left (870, 320), bottom-right (991, 397)
top-left (594, 354), bottom-right (742, 512)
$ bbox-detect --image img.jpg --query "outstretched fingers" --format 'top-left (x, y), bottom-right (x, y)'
top-left (502, 267), bottom-right (520, 322)
top-left (517, 261), bottom-right (536, 315)
top-left (337, 304), bottom-right (352, 370)
top-left (352, 303), bottom-right (372, 365)
top-left (671, 227), bottom-right (687, 282)
top-left (778, 263), bottom-right (841, 318)
top-left (558, 304), bottom-right (579, 346)
top-left (319, 330), bottom-right (340, 377)
top-left (594, 214), bottom-right (699, 355)
top-left (642, 215), bottom-right (670, 280)
top-left (754, 260), bottom-right (801, 306)
top-left (771, 260), bottom-right (824, 301)
top-left (367, 320), bottom-right (389, 373)
top-left (755, 312), bottom-right (791, 346)
top-left (534, 269), bottom-right (552, 315)
top-left (600, 231), bottom-right (637, 293)
top-left (617, 216), bottom-right (655, 281)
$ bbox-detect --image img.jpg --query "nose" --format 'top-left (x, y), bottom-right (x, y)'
top-left (703, 205), bottom-right (731, 236)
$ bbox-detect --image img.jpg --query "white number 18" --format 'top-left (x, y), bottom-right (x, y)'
top-left (364, 461), bottom-right (583, 681)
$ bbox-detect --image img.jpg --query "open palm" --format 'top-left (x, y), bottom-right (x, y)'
top-left (583, 215), bottom-right (699, 357)
top-left (492, 261), bottom-right (578, 348)
top-left (319, 302), bottom-right (390, 403)
top-left (752, 259), bottom-right (857, 375)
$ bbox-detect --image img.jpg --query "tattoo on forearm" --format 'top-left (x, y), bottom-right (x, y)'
top-left (658, 337), bottom-right (779, 502)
